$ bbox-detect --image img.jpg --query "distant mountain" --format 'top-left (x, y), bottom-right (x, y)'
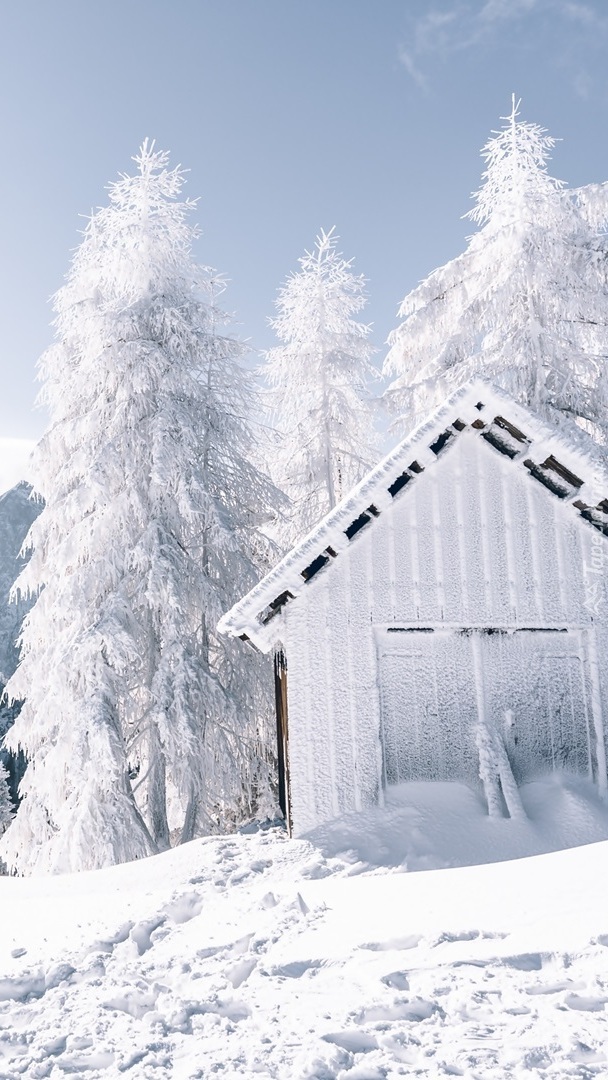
top-left (0, 482), bottom-right (41, 681)
top-left (0, 482), bottom-right (42, 801)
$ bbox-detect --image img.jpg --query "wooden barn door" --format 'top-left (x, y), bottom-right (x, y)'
top-left (378, 627), bottom-right (593, 793)
top-left (480, 630), bottom-right (592, 784)
top-left (378, 630), bottom-right (480, 787)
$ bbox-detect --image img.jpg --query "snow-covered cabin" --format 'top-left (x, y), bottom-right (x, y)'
top-left (219, 380), bottom-right (608, 835)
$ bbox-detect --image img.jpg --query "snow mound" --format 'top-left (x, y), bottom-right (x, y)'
top-left (305, 775), bottom-right (608, 872)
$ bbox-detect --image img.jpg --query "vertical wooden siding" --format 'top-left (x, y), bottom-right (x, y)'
top-left (284, 430), bottom-right (608, 834)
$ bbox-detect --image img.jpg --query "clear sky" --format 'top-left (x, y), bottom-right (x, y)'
top-left (1, 0), bottom-right (608, 453)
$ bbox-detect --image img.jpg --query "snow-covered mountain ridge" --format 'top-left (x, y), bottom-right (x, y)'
top-left (2, 781), bottom-right (608, 1078)
top-left (0, 483), bottom-right (39, 684)
top-left (0, 482), bottom-right (40, 803)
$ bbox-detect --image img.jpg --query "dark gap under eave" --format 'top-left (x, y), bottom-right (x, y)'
top-left (523, 459), bottom-right (571, 499)
top-left (482, 428), bottom-right (520, 459)
top-left (493, 414), bottom-right (529, 445)
top-left (429, 428), bottom-right (454, 456)
top-left (388, 471), bottom-right (412, 498)
top-left (541, 455), bottom-right (583, 490)
top-left (261, 589), bottom-right (294, 624)
top-left (345, 504), bottom-right (379, 540)
top-left (301, 553), bottom-right (330, 582)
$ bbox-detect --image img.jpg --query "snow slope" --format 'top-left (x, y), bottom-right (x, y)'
top-left (2, 784), bottom-right (608, 1078)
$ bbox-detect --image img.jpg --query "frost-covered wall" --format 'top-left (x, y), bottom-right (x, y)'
top-left (283, 430), bottom-right (608, 835)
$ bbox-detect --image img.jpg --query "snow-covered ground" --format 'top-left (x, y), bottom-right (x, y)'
top-left (2, 778), bottom-right (608, 1078)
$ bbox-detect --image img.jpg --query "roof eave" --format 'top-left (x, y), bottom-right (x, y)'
top-left (218, 377), bottom-right (608, 643)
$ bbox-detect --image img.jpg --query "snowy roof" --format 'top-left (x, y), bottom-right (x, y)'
top-left (218, 378), bottom-right (608, 652)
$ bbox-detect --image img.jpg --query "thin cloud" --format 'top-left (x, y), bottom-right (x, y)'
top-left (572, 69), bottom-right (592, 100)
top-left (398, 0), bottom-right (608, 86)
top-left (409, 5), bottom-right (480, 56)
top-left (479, 0), bottom-right (539, 24)
top-left (559, 1), bottom-right (607, 27)
top-left (397, 45), bottom-right (429, 91)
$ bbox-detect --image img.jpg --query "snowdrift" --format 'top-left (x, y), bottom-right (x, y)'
top-left (2, 781), bottom-right (608, 1076)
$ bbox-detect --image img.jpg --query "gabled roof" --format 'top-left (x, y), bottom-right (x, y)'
top-left (218, 378), bottom-right (608, 652)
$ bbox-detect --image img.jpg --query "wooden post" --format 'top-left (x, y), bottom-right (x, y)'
top-left (274, 649), bottom-right (292, 834)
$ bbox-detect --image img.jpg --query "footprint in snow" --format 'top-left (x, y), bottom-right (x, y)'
top-left (231, 932), bottom-right (255, 955)
top-left (381, 970), bottom-right (410, 990)
top-left (360, 934), bottom-right (421, 952)
top-left (227, 860), bottom-right (278, 888)
top-left (300, 860), bottom-right (333, 880)
top-left (216, 844), bottom-right (238, 859)
top-left (41, 1035), bottom-right (67, 1057)
top-left (271, 959), bottom-right (323, 979)
top-left (0, 963), bottom-right (75, 1004)
top-left (228, 868), bottom-right (251, 885)
top-left (434, 930), bottom-right (480, 945)
top-left (501, 952), bottom-right (544, 972)
top-left (87, 920), bottom-right (134, 956)
top-left (201, 995), bottom-right (250, 1021)
top-left (564, 992), bottom-right (608, 1012)
top-left (226, 957), bottom-right (257, 988)
top-left (526, 980), bottom-right (579, 996)
top-left (0, 972), bottom-right (46, 1004)
top-left (359, 998), bottom-right (443, 1023)
top-left (250, 858), bottom-right (273, 873)
top-left (569, 1041), bottom-right (607, 1064)
top-left (451, 959), bottom-right (489, 969)
top-left (129, 916), bottom-right (166, 955)
top-left (322, 1030), bottom-right (378, 1053)
top-left (103, 987), bottom-right (158, 1019)
top-left (196, 944), bottom-right (223, 960)
top-left (162, 891), bottom-right (203, 924)
top-left (48, 1049), bottom-right (115, 1072)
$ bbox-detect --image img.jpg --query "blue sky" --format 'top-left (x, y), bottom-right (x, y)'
top-left (1, 0), bottom-right (608, 462)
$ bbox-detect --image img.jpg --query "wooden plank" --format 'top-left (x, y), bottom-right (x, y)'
top-left (274, 649), bottom-right (292, 834)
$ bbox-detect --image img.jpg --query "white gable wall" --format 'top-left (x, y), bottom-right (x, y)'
top-left (283, 429), bottom-right (608, 835)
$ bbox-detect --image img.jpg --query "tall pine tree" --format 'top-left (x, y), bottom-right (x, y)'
top-left (384, 99), bottom-right (608, 446)
top-left (263, 229), bottom-right (379, 544)
top-left (1, 143), bottom-right (277, 874)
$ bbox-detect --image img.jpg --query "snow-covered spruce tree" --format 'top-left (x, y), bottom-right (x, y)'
top-left (384, 99), bottom-right (608, 445)
top-left (263, 229), bottom-right (379, 544)
top-left (0, 143), bottom-right (277, 874)
top-left (573, 181), bottom-right (608, 437)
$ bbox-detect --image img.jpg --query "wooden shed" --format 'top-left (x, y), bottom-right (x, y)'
top-left (219, 380), bottom-right (608, 836)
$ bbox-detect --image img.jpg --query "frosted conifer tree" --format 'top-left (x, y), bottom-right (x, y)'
top-left (1, 143), bottom-right (277, 875)
top-left (264, 229), bottom-right (379, 543)
top-left (384, 99), bottom-right (608, 445)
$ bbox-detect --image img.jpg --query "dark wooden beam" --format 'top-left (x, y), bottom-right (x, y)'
top-left (274, 649), bottom-right (292, 835)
